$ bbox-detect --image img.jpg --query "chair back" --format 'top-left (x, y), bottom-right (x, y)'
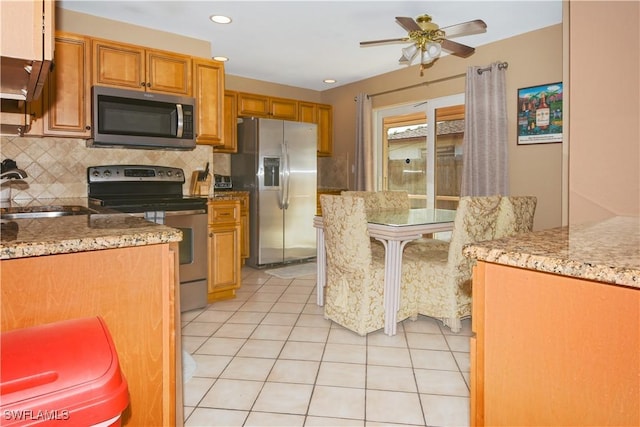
top-left (341, 190), bottom-right (410, 210)
top-left (495, 196), bottom-right (537, 238)
top-left (320, 195), bottom-right (372, 273)
top-left (446, 195), bottom-right (502, 283)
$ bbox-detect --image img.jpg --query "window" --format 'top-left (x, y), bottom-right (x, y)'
top-left (374, 94), bottom-right (464, 209)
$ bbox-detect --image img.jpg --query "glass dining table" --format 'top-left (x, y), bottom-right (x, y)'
top-left (313, 208), bottom-right (457, 336)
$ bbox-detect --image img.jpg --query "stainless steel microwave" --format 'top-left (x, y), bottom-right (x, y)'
top-left (89, 86), bottom-right (196, 150)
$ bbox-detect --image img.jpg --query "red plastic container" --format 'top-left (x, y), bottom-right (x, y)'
top-left (0, 317), bottom-right (129, 426)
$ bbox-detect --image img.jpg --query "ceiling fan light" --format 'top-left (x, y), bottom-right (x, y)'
top-left (426, 42), bottom-right (442, 58)
top-left (401, 44), bottom-right (419, 63)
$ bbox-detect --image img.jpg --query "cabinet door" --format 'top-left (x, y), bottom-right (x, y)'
top-left (146, 49), bottom-right (192, 95)
top-left (270, 97), bottom-right (298, 120)
top-left (317, 104), bottom-right (333, 156)
top-left (237, 92), bottom-right (269, 117)
top-left (92, 39), bottom-right (145, 91)
top-left (193, 58), bottom-right (224, 145)
top-left (298, 102), bottom-right (317, 123)
top-left (42, 33), bottom-right (91, 137)
top-left (208, 224), bottom-right (240, 291)
top-left (215, 91), bottom-right (238, 153)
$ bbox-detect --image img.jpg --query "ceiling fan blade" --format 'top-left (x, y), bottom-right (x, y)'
top-left (395, 16), bottom-right (421, 32)
top-left (441, 39), bottom-right (475, 57)
top-left (360, 37), bottom-right (410, 47)
top-left (440, 19), bottom-right (487, 38)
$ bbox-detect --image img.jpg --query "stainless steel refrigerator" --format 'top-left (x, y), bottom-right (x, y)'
top-left (232, 117), bottom-right (317, 267)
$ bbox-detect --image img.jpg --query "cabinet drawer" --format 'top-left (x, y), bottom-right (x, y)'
top-left (209, 203), bottom-right (239, 224)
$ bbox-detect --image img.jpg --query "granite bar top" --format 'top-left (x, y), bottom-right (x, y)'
top-left (208, 190), bottom-right (248, 201)
top-left (1, 198), bottom-right (182, 260)
top-left (463, 216), bottom-right (640, 289)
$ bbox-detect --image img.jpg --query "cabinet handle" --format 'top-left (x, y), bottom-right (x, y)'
top-left (209, 232), bottom-right (213, 237)
top-left (140, 82), bottom-right (145, 87)
top-left (146, 82), bottom-right (151, 88)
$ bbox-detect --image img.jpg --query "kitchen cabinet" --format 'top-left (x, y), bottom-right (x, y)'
top-left (237, 192), bottom-right (250, 261)
top-left (231, 91), bottom-right (333, 156)
top-left (0, 0), bottom-right (54, 102)
top-left (471, 261), bottom-right (640, 426)
top-left (316, 103), bottom-right (333, 156)
top-left (237, 92), bottom-right (298, 120)
top-left (215, 90), bottom-right (238, 153)
top-left (1, 243), bottom-right (182, 427)
top-left (92, 38), bottom-right (192, 96)
top-left (35, 32), bottom-right (92, 137)
top-left (297, 101), bottom-right (333, 156)
top-left (193, 57), bottom-right (224, 145)
top-left (208, 199), bottom-right (242, 302)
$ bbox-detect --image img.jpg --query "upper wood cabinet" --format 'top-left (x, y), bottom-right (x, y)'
top-left (297, 101), bottom-right (333, 156)
top-left (193, 58), bottom-right (224, 146)
top-left (237, 92), bottom-right (298, 120)
top-left (27, 32), bottom-right (91, 138)
top-left (316, 103), bottom-right (333, 157)
top-left (215, 91), bottom-right (238, 153)
top-left (92, 38), bottom-right (192, 96)
top-left (42, 33), bottom-right (92, 137)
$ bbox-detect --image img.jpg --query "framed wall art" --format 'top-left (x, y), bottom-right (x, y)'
top-left (517, 82), bottom-right (563, 145)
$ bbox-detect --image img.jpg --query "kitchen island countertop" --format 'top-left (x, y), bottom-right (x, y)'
top-left (1, 198), bottom-right (182, 260)
top-left (463, 216), bottom-right (640, 288)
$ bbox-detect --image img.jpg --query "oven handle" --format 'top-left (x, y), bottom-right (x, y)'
top-left (164, 209), bottom-right (206, 216)
top-left (130, 209), bottom-right (207, 220)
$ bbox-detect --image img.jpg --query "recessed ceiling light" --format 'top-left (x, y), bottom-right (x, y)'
top-left (213, 56), bottom-right (229, 62)
top-left (210, 15), bottom-right (231, 24)
top-left (323, 79), bottom-right (337, 84)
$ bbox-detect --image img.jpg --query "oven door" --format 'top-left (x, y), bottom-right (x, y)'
top-left (164, 211), bottom-right (208, 311)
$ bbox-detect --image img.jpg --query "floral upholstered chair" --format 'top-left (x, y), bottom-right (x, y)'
top-left (341, 191), bottom-right (410, 211)
top-left (495, 195), bottom-right (537, 238)
top-left (404, 195), bottom-right (502, 332)
top-left (319, 195), bottom-right (422, 335)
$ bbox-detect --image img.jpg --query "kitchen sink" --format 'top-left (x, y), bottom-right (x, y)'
top-left (0, 205), bottom-right (99, 220)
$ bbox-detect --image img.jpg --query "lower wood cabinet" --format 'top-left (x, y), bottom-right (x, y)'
top-left (471, 261), bottom-right (640, 426)
top-left (0, 243), bottom-right (181, 426)
top-left (208, 199), bottom-right (241, 302)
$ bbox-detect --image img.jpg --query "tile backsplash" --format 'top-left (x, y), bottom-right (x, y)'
top-left (0, 136), bottom-right (230, 201)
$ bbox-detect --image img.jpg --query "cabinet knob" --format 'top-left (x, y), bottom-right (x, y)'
top-left (209, 232), bottom-right (213, 238)
top-left (140, 82), bottom-right (145, 87)
top-left (146, 82), bottom-right (151, 87)
top-left (85, 125), bottom-right (91, 130)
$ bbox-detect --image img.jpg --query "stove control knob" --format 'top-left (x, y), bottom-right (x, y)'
top-left (176, 171), bottom-right (183, 178)
top-left (157, 170), bottom-right (164, 177)
top-left (103, 169), bottom-right (112, 177)
top-left (166, 170), bottom-right (173, 177)
top-left (91, 170), bottom-right (100, 178)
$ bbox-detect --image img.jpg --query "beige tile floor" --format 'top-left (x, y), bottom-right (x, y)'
top-left (181, 266), bottom-right (471, 427)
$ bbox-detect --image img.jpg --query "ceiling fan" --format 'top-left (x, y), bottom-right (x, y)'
top-left (360, 14), bottom-right (487, 76)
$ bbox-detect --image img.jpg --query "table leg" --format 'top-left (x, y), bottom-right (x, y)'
top-left (316, 226), bottom-right (326, 306)
top-left (376, 238), bottom-right (408, 336)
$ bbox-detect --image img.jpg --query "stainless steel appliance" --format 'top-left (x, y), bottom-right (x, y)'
top-left (88, 165), bottom-right (208, 312)
top-left (214, 174), bottom-right (233, 190)
top-left (90, 86), bottom-right (196, 150)
top-left (232, 117), bottom-right (317, 267)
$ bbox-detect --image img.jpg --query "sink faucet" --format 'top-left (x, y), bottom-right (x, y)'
top-left (0, 159), bottom-right (27, 180)
top-left (0, 168), bottom-right (28, 180)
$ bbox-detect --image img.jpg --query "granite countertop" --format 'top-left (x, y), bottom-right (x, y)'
top-left (1, 198), bottom-right (182, 260)
top-left (463, 216), bottom-right (640, 289)
top-left (208, 190), bottom-right (249, 201)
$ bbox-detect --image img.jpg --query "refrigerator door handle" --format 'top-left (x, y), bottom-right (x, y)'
top-left (282, 141), bottom-right (291, 209)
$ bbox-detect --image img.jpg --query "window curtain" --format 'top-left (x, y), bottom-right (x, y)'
top-left (461, 62), bottom-right (509, 196)
top-left (354, 93), bottom-right (374, 191)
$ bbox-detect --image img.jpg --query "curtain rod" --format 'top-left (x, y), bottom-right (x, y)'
top-left (477, 61), bottom-right (509, 75)
top-left (358, 61), bottom-right (510, 100)
top-left (365, 72), bottom-right (466, 99)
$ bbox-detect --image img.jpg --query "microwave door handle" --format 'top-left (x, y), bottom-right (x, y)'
top-left (176, 104), bottom-right (184, 138)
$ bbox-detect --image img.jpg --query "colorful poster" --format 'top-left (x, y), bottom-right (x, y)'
top-left (517, 82), bottom-right (563, 144)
